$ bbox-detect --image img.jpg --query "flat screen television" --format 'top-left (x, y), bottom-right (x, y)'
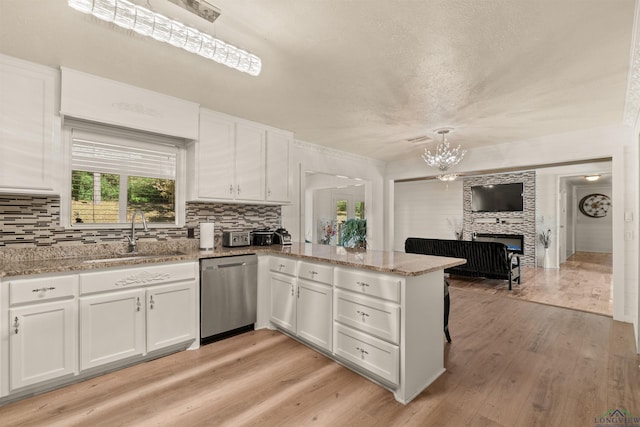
top-left (471, 182), bottom-right (524, 212)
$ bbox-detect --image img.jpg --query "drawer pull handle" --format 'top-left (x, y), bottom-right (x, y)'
top-left (149, 295), bottom-right (155, 310)
top-left (229, 184), bottom-right (234, 195)
top-left (237, 185), bottom-right (241, 195)
top-left (13, 316), bottom-right (19, 334)
top-left (136, 297), bottom-right (141, 312)
top-left (356, 281), bottom-right (369, 289)
top-left (279, 264), bottom-right (286, 271)
top-left (291, 284), bottom-right (294, 297)
top-left (267, 188), bottom-right (272, 197)
top-left (356, 347), bottom-right (368, 359)
top-left (309, 271), bottom-right (318, 277)
top-left (32, 287), bottom-right (56, 293)
top-left (356, 310), bottom-right (370, 322)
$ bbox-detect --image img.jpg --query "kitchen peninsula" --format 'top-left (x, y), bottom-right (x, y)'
top-left (0, 241), bottom-right (464, 405)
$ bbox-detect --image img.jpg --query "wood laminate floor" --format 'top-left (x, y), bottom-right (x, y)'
top-left (448, 251), bottom-right (613, 316)
top-left (2, 287), bottom-right (638, 427)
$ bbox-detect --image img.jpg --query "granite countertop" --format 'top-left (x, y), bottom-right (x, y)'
top-left (0, 240), bottom-right (465, 278)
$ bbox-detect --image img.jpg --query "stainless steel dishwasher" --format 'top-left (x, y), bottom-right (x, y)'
top-left (200, 255), bottom-right (258, 344)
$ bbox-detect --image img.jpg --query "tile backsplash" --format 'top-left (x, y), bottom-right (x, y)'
top-left (0, 195), bottom-right (281, 248)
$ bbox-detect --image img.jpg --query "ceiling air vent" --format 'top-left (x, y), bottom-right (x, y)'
top-left (406, 135), bottom-right (431, 144)
top-left (167, 0), bottom-right (221, 23)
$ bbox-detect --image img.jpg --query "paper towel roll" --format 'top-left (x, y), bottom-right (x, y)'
top-left (200, 222), bottom-right (214, 249)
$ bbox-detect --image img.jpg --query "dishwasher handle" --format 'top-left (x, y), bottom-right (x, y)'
top-left (205, 262), bottom-right (247, 270)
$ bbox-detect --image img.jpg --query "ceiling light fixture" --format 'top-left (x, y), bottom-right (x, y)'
top-left (585, 175), bottom-right (601, 181)
top-left (67, 0), bottom-right (261, 76)
top-left (422, 128), bottom-right (466, 182)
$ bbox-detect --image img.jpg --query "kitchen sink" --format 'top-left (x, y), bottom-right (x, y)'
top-left (82, 252), bottom-right (187, 264)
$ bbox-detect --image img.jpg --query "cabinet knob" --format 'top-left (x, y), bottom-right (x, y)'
top-left (356, 281), bottom-right (369, 290)
top-left (136, 297), bottom-right (141, 312)
top-left (309, 271), bottom-right (318, 277)
top-left (356, 310), bottom-right (369, 322)
top-left (149, 295), bottom-right (155, 310)
top-left (237, 185), bottom-right (241, 195)
top-left (13, 316), bottom-right (19, 334)
top-left (229, 184), bottom-right (233, 195)
top-left (356, 347), bottom-right (368, 359)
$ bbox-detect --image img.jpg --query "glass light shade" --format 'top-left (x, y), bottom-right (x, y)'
top-left (198, 34), bottom-right (216, 58)
top-left (133, 6), bottom-right (155, 36)
top-left (168, 21), bottom-right (187, 47)
top-left (224, 45), bottom-right (240, 68)
top-left (236, 50), bottom-right (251, 73)
top-left (151, 13), bottom-right (172, 43)
top-left (68, 0), bottom-right (93, 14)
top-left (67, 0), bottom-right (261, 76)
top-left (184, 27), bottom-right (203, 53)
top-left (248, 55), bottom-right (262, 76)
top-left (113, 0), bottom-right (136, 30)
top-left (93, 0), bottom-right (117, 22)
top-left (212, 39), bottom-right (229, 63)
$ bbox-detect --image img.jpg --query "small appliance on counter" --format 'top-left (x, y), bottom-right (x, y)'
top-left (222, 230), bottom-right (251, 247)
top-left (273, 228), bottom-right (292, 246)
top-left (252, 228), bottom-right (273, 246)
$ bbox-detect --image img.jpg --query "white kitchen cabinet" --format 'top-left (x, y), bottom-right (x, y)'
top-left (79, 263), bottom-right (197, 371)
top-left (269, 259), bottom-right (333, 351)
top-left (146, 282), bottom-right (196, 352)
top-left (79, 288), bottom-right (146, 370)
top-left (193, 109), bottom-right (236, 200)
top-left (235, 121), bottom-right (265, 201)
top-left (265, 130), bottom-right (292, 203)
top-left (9, 299), bottom-right (77, 390)
top-left (0, 54), bottom-right (60, 194)
top-left (6, 274), bottom-right (78, 392)
top-left (297, 279), bottom-right (332, 351)
top-left (188, 108), bottom-right (291, 204)
top-left (269, 271), bottom-right (297, 334)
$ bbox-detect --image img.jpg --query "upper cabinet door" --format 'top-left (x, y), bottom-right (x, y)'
top-left (196, 109), bottom-right (236, 200)
top-left (235, 122), bottom-right (265, 201)
top-left (0, 55), bottom-right (59, 194)
top-left (265, 130), bottom-right (292, 203)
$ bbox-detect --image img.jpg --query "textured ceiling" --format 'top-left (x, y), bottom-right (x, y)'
top-left (0, 0), bottom-right (635, 161)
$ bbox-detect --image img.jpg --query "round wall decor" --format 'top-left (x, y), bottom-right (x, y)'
top-left (578, 193), bottom-right (611, 218)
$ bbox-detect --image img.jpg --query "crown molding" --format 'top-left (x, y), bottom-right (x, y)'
top-left (623, 0), bottom-right (640, 127)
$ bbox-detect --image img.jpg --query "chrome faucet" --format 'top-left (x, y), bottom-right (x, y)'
top-left (127, 210), bottom-right (148, 252)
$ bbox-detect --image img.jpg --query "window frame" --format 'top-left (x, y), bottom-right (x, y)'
top-left (61, 120), bottom-right (186, 230)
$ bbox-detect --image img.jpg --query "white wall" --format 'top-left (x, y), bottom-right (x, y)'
top-left (393, 180), bottom-right (463, 251)
top-left (282, 140), bottom-right (386, 250)
top-left (385, 124), bottom-right (637, 328)
top-left (575, 185), bottom-right (613, 253)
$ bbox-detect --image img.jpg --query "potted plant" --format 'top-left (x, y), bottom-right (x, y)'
top-left (340, 218), bottom-right (367, 249)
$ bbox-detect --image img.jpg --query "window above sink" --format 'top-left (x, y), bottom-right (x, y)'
top-left (60, 120), bottom-right (186, 229)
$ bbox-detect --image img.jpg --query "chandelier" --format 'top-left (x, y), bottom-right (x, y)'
top-left (67, 0), bottom-right (261, 76)
top-left (422, 128), bottom-right (466, 181)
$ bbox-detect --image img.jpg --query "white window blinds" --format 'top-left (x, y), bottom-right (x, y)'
top-left (71, 129), bottom-right (178, 180)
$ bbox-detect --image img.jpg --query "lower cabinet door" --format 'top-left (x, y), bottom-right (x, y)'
top-left (9, 299), bottom-right (77, 390)
top-left (297, 279), bottom-right (332, 351)
top-left (269, 272), bottom-right (296, 333)
top-left (334, 324), bottom-right (399, 385)
top-left (80, 289), bottom-right (145, 370)
top-left (146, 281), bottom-right (196, 352)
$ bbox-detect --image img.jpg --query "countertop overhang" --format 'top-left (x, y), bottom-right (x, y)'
top-left (0, 242), bottom-right (466, 278)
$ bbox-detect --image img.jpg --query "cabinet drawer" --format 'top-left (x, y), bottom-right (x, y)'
top-left (334, 324), bottom-right (399, 385)
top-left (269, 256), bottom-right (297, 276)
top-left (79, 262), bottom-right (196, 295)
top-left (9, 275), bottom-right (78, 305)
top-left (334, 289), bottom-right (400, 344)
top-left (298, 261), bottom-right (333, 284)
top-left (334, 268), bottom-right (401, 302)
